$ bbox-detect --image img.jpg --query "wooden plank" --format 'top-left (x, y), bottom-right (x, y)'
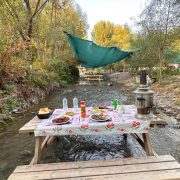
top-left (58, 170), bottom-right (180, 180)
top-left (9, 170), bottom-right (180, 180)
top-left (19, 116), bottom-right (40, 133)
top-left (14, 155), bottom-right (175, 173)
top-left (150, 119), bottom-right (168, 127)
top-left (8, 161), bottom-right (180, 180)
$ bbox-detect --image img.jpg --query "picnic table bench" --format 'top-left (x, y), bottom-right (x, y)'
top-left (84, 74), bottom-right (103, 82)
top-left (9, 155), bottom-right (180, 180)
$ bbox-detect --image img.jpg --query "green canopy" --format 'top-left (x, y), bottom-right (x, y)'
top-left (173, 54), bottom-right (180, 64)
top-left (65, 32), bottom-right (133, 68)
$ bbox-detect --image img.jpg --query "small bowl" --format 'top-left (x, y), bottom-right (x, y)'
top-left (37, 111), bottom-right (53, 119)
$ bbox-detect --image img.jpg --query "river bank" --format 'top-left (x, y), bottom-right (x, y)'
top-left (153, 75), bottom-right (180, 120)
top-left (0, 82), bottom-right (59, 132)
top-left (119, 74), bottom-right (180, 121)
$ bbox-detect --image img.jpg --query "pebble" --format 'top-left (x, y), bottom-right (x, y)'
top-left (176, 114), bottom-right (180, 120)
top-left (107, 82), bottom-right (113, 86)
top-left (12, 108), bottom-right (20, 114)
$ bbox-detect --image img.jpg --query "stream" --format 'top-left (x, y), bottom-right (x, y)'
top-left (0, 83), bottom-right (180, 180)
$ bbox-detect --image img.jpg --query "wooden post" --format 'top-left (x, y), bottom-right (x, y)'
top-left (142, 133), bottom-right (154, 156)
top-left (34, 136), bottom-right (42, 164)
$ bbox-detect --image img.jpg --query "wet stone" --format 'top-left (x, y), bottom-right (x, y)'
top-left (176, 114), bottom-right (180, 121)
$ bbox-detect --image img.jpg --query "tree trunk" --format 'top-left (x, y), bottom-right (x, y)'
top-left (24, 17), bottom-right (33, 61)
top-left (51, 43), bottom-right (56, 61)
top-left (43, 40), bottom-right (47, 62)
top-left (159, 46), bottom-right (164, 85)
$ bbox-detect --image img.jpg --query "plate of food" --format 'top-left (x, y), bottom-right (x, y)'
top-left (65, 111), bottom-right (75, 116)
top-left (90, 113), bottom-right (112, 122)
top-left (91, 108), bottom-right (107, 114)
top-left (37, 108), bottom-right (53, 119)
top-left (52, 115), bottom-right (72, 125)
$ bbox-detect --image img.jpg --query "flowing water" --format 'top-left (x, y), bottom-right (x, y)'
top-left (0, 83), bottom-right (180, 179)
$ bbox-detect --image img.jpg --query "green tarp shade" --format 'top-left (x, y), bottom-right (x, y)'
top-left (165, 48), bottom-right (180, 64)
top-left (173, 54), bottom-right (180, 64)
top-left (65, 32), bottom-right (133, 68)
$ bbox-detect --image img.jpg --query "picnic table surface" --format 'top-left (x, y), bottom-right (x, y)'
top-left (18, 105), bottom-right (167, 164)
top-left (19, 108), bottom-right (162, 134)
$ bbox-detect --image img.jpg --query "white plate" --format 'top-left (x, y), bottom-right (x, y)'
top-left (90, 114), bottom-right (112, 122)
top-left (52, 115), bottom-right (72, 125)
top-left (91, 109), bottom-right (107, 113)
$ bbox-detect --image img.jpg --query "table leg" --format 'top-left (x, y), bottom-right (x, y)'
top-left (123, 134), bottom-right (127, 142)
top-left (142, 133), bottom-right (154, 156)
top-left (33, 136), bottom-right (42, 164)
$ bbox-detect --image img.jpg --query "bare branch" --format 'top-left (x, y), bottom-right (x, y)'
top-left (36, 0), bottom-right (49, 16)
top-left (32, 0), bottom-right (41, 17)
top-left (24, 0), bottom-right (32, 16)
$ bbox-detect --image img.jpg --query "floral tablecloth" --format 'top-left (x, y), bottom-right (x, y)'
top-left (34, 105), bottom-right (151, 136)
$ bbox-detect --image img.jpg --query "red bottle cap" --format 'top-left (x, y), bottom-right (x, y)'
top-left (80, 101), bottom-right (85, 105)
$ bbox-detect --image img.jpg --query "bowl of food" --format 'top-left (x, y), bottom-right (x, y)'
top-left (90, 113), bottom-right (111, 122)
top-left (52, 115), bottom-right (72, 125)
top-left (37, 108), bottom-right (53, 119)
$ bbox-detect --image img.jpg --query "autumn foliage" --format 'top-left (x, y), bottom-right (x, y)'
top-left (92, 21), bottom-right (131, 50)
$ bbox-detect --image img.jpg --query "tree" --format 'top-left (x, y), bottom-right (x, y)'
top-left (0, 0), bottom-right (88, 89)
top-left (137, 0), bottom-right (180, 84)
top-left (0, 0), bottom-right (51, 60)
top-left (92, 20), bottom-right (131, 50)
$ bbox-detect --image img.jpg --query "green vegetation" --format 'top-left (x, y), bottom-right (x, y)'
top-left (0, 0), bottom-right (88, 114)
top-left (2, 97), bottom-right (19, 114)
top-left (0, 0), bottom-right (87, 90)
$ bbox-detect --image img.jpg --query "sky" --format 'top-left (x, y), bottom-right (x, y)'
top-left (75, 0), bottom-right (146, 39)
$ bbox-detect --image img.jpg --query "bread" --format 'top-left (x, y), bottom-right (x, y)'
top-left (39, 108), bottom-right (51, 114)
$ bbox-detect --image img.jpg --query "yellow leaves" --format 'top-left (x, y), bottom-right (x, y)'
top-left (92, 21), bottom-right (114, 47)
top-left (171, 39), bottom-right (180, 51)
top-left (112, 25), bottom-right (131, 50)
top-left (92, 21), bottom-right (131, 50)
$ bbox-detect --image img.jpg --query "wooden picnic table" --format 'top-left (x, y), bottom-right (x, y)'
top-left (9, 108), bottom-right (180, 180)
top-left (18, 106), bottom-right (162, 165)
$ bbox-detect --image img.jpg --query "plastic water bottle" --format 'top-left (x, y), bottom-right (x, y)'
top-left (73, 97), bottom-right (78, 110)
top-left (62, 97), bottom-right (68, 111)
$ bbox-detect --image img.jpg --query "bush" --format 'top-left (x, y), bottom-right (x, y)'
top-left (27, 59), bottom-right (57, 88)
top-left (151, 68), bottom-right (180, 82)
top-left (0, 84), bottom-right (14, 96)
top-left (163, 68), bottom-right (180, 76)
top-left (52, 60), bottom-right (79, 86)
top-left (27, 71), bottom-right (56, 89)
top-left (2, 97), bottom-right (19, 113)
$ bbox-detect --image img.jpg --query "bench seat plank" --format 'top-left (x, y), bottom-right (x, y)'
top-left (8, 155), bottom-right (180, 180)
top-left (14, 155), bottom-right (175, 173)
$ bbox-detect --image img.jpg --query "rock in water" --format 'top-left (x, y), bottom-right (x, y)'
top-left (176, 114), bottom-right (180, 121)
top-left (107, 82), bottom-right (112, 86)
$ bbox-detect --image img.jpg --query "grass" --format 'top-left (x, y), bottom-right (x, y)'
top-left (2, 97), bottom-right (19, 114)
